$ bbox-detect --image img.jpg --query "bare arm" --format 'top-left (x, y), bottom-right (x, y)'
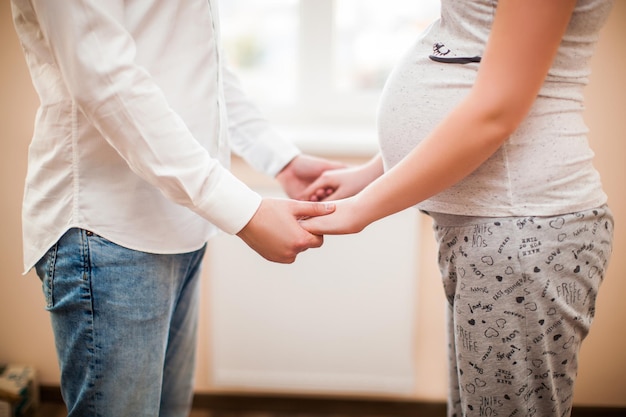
top-left (302, 0), bottom-right (577, 234)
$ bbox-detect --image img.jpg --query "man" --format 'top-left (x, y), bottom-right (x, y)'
top-left (11, 1), bottom-right (340, 416)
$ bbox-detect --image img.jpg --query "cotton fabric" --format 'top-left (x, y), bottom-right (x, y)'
top-left (11, 0), bottom-right (300, 272)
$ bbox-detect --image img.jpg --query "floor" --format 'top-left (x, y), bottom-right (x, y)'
top-left (33, 403), bottom-right (423, 417)
top-left (32, 394), bottom-right (447, 417)
top-left (34, 404), bottom-right (232, 416)
top-left (31, 395), bottom-right (626, 417)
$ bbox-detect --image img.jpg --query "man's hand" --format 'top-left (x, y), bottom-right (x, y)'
top-left (275, 155), bottom-right (345, 200)
top-left (236, 198), bottom-right (335, 263)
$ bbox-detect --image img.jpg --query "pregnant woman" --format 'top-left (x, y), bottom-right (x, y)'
top-left (301, 1), bottom-right (615, 416)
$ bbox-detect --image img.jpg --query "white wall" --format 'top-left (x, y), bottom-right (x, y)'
top-left (209, 186), bottom-right (418, 395)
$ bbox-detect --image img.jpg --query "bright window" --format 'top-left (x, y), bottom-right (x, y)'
top-left (220, 0), bottom-right (299, 105)
top-left (334, 0), bottom-right (440, 93)
top-left (220, 0), bottom-right (439, 152)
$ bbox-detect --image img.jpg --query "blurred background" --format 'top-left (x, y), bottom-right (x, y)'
top-left (1, 0), bottom-right (624, 411)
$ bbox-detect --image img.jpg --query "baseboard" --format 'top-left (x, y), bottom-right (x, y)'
top-left (570, 406), bottom-right (626, 417)
top-left (40, 385), bottom-right (64, 403)
top-left (39, 385), bottom-right (625, 417)
top-left (192, 392), bottom-right (446, 416)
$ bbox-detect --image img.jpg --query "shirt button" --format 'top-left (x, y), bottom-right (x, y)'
top-left (86, 230), bottom-right (93, 236)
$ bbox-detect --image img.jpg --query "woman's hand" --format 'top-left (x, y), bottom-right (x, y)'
top-left (301, 154), bottom-right (384, 202)
top-left (299, 197), bottom-right (368, 236)
top-left (275, 155), bottom-right (345, 200)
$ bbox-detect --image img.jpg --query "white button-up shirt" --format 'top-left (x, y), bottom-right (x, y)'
top-left (12, 0), bottom-right (300, 272)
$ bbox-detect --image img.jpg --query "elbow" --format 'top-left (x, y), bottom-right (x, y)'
top-left (486, 114), bottom-right (519, 146)
top-left (68, 62), bottom-right (147, 117)
top-left (467, 95), bottom-right (529, 148)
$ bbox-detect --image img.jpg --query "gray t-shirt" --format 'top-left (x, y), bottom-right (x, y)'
top-left (377, 0), bottom-right (613, 217)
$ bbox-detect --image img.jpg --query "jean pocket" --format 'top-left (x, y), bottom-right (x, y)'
top-left (34, 243), bottom-right (58, 309)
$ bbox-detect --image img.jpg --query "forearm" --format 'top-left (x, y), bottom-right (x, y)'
top-left (353, 0), bottom-right (576, 228)
top-left (360, 153), bottom-right (385, 182)
top-left (355, 96), bottom-right (510, 226)
top-left (300, 0), bottom-right (577, 237)
top-left (223, 66), bottom-right (301, 176)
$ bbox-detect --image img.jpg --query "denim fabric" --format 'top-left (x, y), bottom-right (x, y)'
top-left (35, 228), bottom-right (206, 417)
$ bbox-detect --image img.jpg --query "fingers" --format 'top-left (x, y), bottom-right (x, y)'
top-left (236, 198), bottom-right (332, 264)
top-left (308, 187), bottom-right (335, 202)
top-left (299, 216), bottom-right (324, 236)
top-left (304, 233), bottom-right (324, 250)
top-left (296, 173), bottom-right (332, 199)
top-left (271, 234), bottom-right (323, 264)
top-left (266, 220), bottom-right (324, 263)
top-left (291, 200), bottom-right (335, 219)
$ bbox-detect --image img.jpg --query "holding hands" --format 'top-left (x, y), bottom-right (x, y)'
top-left (237, 198), bottom-right (335, 263)
top-left (299, 196), bottom-right (367, 236)
top-left (237, 153), bottom-right (383, 263)
top-left (234, 153), bottom-right (347, 263)
top-left (299, 154), bottom-right (384, 203)
top-left (275, 154), bottom-right (346, 200)
top-left (296, 154), bottom-right (384, 236)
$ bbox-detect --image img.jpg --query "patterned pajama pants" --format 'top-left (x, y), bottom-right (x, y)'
top-left (428, 206), bottom-right (614, 417)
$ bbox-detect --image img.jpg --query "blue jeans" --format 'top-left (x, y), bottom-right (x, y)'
top-left (35, 228), bottom-right (206, 417)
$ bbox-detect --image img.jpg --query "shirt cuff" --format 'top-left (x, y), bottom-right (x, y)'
top-left (197, 167), bottom-right (262, 235)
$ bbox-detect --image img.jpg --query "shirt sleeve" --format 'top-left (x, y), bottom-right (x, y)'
top-left (223, 65), bottom-right (301, 177)
top-left (28, 0), bottom-right (261, 235)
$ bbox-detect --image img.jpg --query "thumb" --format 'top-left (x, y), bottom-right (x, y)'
top-left (292, 201), bottom-right (335, 219)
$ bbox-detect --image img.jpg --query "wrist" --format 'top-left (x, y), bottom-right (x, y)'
top-left (276, 155), bottom-right (297, 175)
top-left (347, 194), bottom-right (374, 233)
top-left (275, 156), bottom-right (298, 185)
